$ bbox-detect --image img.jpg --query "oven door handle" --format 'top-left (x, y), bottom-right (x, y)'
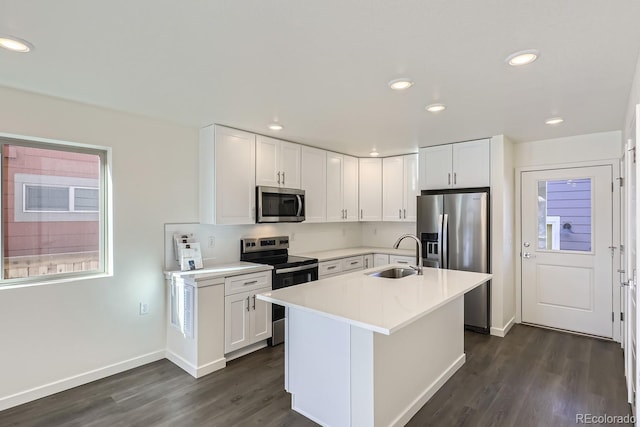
top-left (275, 263), bottom-right (318, 274)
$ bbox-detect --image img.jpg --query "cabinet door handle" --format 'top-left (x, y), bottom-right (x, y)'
top-left (277, 171), bottom-right (281, 185)
top-left (398, 260), bottom-right (409, 264)
top-left (252, 295), bottom-right (256, 310)
top-left (246, 296), bottom-right (250, 312)
top-left (345, 209), bottom-right (348, 219)
top-left (244, 280), bottom-right (258, 286)
top-left (448, 173), bottom-right (451, 185)
top-left (403, 209), bottom-right (406, 219)
top-left (282, 171), bottom-right (285, 186)
top-left (327, 265), bottom-right (337, 270)
top-left (365, 258), bottom-right (368, 268)
top-left (360, 209), bottom-right (363, 219)
top-left (454, 172), bottom-right (457, 185)
top-left (399, 209), bottom-right (402, 219)
top-left (350, 261), bottom-right (358, 265)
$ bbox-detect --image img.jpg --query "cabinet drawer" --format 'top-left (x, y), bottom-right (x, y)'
top-left (341, 255), bottom-right (364, 272)
top-left (225, 271), bottom-right (271, 296)
top-left (319, 260), bottom-right (342, 277)
top-left (389, 255), bottom-right (414, 265)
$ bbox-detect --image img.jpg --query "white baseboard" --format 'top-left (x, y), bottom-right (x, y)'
top-left (165, 350), bottom-right (226, 378)
top-left (390, 353), bottom-right (466, 427)
top-left (490, 316), bottom-right (516, 337)
top-left (224, 341), bottom-right (268, 362)
top-left (0, 350), bottom-right (165, 412)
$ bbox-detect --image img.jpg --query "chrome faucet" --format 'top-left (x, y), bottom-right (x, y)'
top-left (393, 234), bottom-right (423, 275)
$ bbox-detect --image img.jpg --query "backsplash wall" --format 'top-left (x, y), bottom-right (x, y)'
top-left (164, 222), bottom-right (362, 270)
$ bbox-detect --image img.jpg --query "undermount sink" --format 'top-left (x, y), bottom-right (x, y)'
top-left (367, 267), bottom-right (417, 279)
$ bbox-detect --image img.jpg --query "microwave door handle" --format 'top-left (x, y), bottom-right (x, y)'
top-left (296, 195), bottom-right (303, 217)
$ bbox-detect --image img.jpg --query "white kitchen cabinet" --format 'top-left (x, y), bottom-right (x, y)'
top-left (319, 259), bottom-right (342, 279)
top-left (419, 139), bottom-right (490, 190)
top-left (301, 146), bottom-right (327, 222)
top-left (341, 255), bottom-right (364, 272)
top-left (373, 253), bottom-right (389, 267)
top-left (382, 154), bottom-right (419, 222)
top-left (358, 158), bottom-right (382, 221)
top-left (200, 125), bottom-right (256, 224)
top-left (166, 276), bottom-right (226, 378)
top-left (363, 254), bottom-right (374, 269)
top-left (389, 254), bottom-right (415, 265)
top-left (224, 272), bottom-right (272, 354)
top-left (256, 135), bottom-right (301, 189)
top-left (326, 152), bottom-right (359, 222)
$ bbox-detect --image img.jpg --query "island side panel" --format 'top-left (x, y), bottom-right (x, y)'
top-left (287, 307), bottom-right (352, 427)
top-left (373, 295), bottom-right (465, 427)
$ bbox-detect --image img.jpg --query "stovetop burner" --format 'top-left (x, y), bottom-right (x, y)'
top-left (240, 236), bottom-right (318, 269)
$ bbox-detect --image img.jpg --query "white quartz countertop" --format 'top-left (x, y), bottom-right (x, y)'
top-left (257, 265), bottom-right (491, 335)
top-left (294, 247), bottom-right (415, 261)
top-left (165, 262), bottom-right (272, 286)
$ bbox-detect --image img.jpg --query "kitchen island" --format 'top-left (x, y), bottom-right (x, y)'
top-left (257, 265), bottom-right (492, 427)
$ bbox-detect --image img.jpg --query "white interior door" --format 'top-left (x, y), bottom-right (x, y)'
top-left (521, 165), bottom-right (614, 338)
top-left (624, 127), bottom-right (637, 409)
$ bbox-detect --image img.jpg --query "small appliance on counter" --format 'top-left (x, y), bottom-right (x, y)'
top-left (240, 236), bottom-right (318, 345)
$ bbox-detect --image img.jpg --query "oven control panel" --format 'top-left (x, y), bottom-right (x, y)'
top-left (241, 236), bottom-right (289, 253)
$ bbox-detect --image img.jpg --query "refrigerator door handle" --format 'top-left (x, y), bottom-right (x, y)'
top-left (441, 213), bottom-right (449, 269)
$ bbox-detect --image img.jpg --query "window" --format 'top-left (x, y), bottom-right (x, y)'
top-left (537, 178), bottom-right (592, 252)
top-left (0, 137), bottom-right (110, 283)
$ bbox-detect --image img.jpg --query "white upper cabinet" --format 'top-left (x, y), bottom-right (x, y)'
top-left (419, 139), bottom-right (490, 190)
top-left (358, 158), bottom-right (382, 221)
top-left (343, 155), bottom-right (359, 221)
top-left (256, 136), bottom-right (301, 189)
top-left (451, 140), bottom-right (490, 188)
top-left (326, 152), bottom-right (359, 222)
top-left (200, 125), bottom-right (256, 225)
top-left (383, 154), bottom-right (418, 222)
top-left (301, 146), bottom-right (327, 222)
top-left (403, 153), bottom-right (419, 222)
top-left (382, 157), bottom-right (404, 221)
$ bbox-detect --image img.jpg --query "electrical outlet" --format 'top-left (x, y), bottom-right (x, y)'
top-left (208, 236), bottom-right (216, 248)
top-left (139, 302), bottom-right (149, 315)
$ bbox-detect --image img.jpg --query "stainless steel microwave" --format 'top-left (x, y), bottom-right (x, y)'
top-left (256, 186), bottom-right (305, 223)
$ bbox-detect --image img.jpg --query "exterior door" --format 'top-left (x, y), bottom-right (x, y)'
top-left (521, 165), bottom-right (614, 338)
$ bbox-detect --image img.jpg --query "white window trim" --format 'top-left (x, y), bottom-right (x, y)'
top-left (0, 132), bottom-right (113, 285)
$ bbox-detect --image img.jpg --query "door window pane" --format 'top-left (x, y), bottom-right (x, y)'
top-left (537, 178), bottom-right (592, 251)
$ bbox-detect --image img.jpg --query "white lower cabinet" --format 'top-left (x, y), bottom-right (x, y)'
top-left (319, 259), bottom-right (343, 279)
top-left (389, 255), bottom-right (415, 265)
top-left (341, 255), bottom-right (364, 272)
top-left (224, 272), bottom-right (272, 354)
top-left (363, 254), bottom-right (374, 269)
top-left (373, 253), bottom-right (390, 267)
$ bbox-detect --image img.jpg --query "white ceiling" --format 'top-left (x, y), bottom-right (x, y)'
top-left (1, 0), bottom-right (639, 157)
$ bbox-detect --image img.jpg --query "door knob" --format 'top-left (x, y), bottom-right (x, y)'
top-left (523, 252), bottom-right (533, 259)
top-left (523, 242), bottom-right (530, 248)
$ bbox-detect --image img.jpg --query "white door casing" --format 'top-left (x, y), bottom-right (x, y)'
top-left (521, 165), bottom-right (614, 338)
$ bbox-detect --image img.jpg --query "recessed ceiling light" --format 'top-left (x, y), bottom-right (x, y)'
top-left (506, 49), bottom-right (539, 66)
top-left (369, 150), bottom-right (380, 157)
top-left (268, 123), bottom-right (284, 131)
top-left (388, 79), bottom-right (414, 91)
top-left (545, 117), bottom-right (564, 125)
top-left (425, 103), bottom-right (446, 113)
top-left (0, 35), bottom-right (34, 53)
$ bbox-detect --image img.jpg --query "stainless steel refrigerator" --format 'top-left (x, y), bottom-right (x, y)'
top-left (417, 190), bottom-right (490, 333)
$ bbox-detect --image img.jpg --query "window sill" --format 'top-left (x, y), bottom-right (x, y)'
top-left (0, 272), bottom-right (113, 290)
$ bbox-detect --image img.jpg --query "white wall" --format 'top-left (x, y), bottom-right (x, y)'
top-left (489, 135), bottom-right (516, 336)
top-left (624, 50), bottom-right (640, 143)
top-left (514, 131), bottom-right (622, 167)
top-left (164, 222), bottom-right (363, 269)
top-left (0, 86), bottom-right (199, 410)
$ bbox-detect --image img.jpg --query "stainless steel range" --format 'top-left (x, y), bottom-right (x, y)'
top-left (240, 236), bottom-right (318, 346)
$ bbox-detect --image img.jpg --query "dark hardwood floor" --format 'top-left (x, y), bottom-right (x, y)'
top-left (0, 324), bottom-right (632, 427)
